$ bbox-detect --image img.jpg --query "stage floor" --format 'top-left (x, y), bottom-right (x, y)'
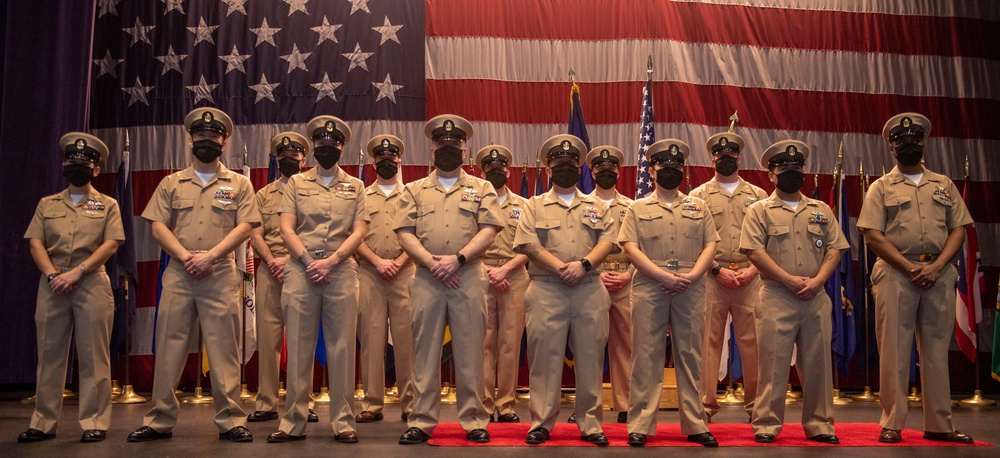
top-left (1, 390), bottom-right (998, 457)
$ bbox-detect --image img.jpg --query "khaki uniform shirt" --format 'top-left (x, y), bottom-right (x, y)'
top-left (690, 177), bottom-right (768, 264)
top-left (394, 170), bottom-right (504, 255)
top-left (618, 192), bottom-right (719, 264)
top-left (255, 180), bottom-right (288, 257)
top-left (856, 166), bottom-right (972, 261)
top-left (141, 164), bottom-right (260, 250)
top-left (363, 182), bottom-right (406, 260)
top-left (590, 191), bottom-right (633, 266)
top-left (483, 188), bottom-right (528, 262)
top-left (25, 187), bottom-right (126, 267)
top-left (280, 167), bottom-right (369, 254)
top-left (513, 190), bottom-right (617, 278)
top-left (740, 193), bottom-right (850, 279)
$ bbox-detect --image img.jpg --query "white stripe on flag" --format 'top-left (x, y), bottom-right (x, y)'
top-left (672, 0), bottom-right (1000, 20)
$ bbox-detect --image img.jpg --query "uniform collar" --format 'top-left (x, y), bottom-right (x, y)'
top-left (367, 180), bottom-right (402, 197)
top-left (543, 188), bottom-right (593, 209)
top-left (886, 165), bottom-right (942, 186)
top-left (58, 186), bottom-right (103, 208)
top-left (646, 190), bottom-right (687, 211)
top-left (268, 180), bottom-right (286, 193)
top-left (765, 192), bottom-right (817, 214)
top-left (303, 166), bottom-right (348, 188)
top-left (179, 163), bottom-right (232, 185)
top-left (422, 169), bottom-right (471, 194)
top-left (707, 177), bottom-right (749, 195)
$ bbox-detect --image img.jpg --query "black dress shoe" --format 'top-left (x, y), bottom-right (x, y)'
top-left (923, 431), bottom-right (974, 444)
top-left (307, 409), bottom-right (319, 423)
top-left (355, 411), bottom-right (383, 423)
top-left (399, 427), bottom-right (430, 444)
top-left (688, 432), bottom-right (718, 447)
top-left (17, 428), bottom-right (55, 443)
top-left (267, 431), bottom-right (306, 443)
top-left (525, 427), bottom-right (549, 445)
top-left (617, 411), bottom-right (627, 423)
top-left (128, 426), bottom-right (172, 442)
top-left (336, 431), bottom-right (359, 443)
top-left (81, 430), bottom-right (107, 443)
top-left (754, 433), bottom-right (775, 443)
top-left (248, 410), bottom-right (279, 422)
top-left (627, 432), bottom-right (646, 447)
top-left (497, 413), bottom-right (520, 423)
top-left (466, 428), bottom-right (490, 443)
top-left (580, 432), bottom-right (609, 446)
top-left (566, 413), bottom-right (577, 423)
top-left (220, 426), bottom-right (253, 442)
top-left (879, 428), bottom-right (901, 443)
top-left (807, 434), bottom-right (839, 444)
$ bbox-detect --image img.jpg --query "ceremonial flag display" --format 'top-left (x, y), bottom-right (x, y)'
top-left (955, 179), bottom-right (983, 361)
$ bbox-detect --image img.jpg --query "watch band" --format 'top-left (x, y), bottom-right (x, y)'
top-left (457, 253), bottom-right (467, 266)
top-left (579, 258), bottom-right (592, 272)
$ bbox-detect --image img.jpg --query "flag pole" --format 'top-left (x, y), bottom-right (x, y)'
top-left (238, 145), bottom-right (251, 402)
top-left (852, 159), bottom-right (878, 402)
top-left (831, 143), bottom-right (852, 405)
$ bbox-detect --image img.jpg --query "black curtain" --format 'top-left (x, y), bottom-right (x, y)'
top-left (0, 0), bottom-right (95, 384)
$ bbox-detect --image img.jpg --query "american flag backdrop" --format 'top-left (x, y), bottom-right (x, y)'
top-left (86, 0), bottom-right (1000, 388)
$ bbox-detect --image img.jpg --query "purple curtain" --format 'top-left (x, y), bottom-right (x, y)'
top-left (0, 0), bottom-right (95, 383)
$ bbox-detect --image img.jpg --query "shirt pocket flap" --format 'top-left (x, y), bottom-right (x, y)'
top-left (43, 210), bottom-right (67, 219)
top-left (767, 225), bottom-right (790, 236)
top-left (535, 220), bottom-right (561, 230)
top-left (637, 212), bottom-right (662, 221)
top-left (886, 195), bottom-right (911, 207)
top-left (807, 225), bottom-right (824, 237)
top-left (932, 195), bottom-right (953, 206)
top-left (171, 199), bottom-right (194, 210)
top-left (297, 189), bottom-right (319, 197)
top-left (458, 201), bottom-right (478, 213)
top-left (418, 205), bottom-right (435, 216)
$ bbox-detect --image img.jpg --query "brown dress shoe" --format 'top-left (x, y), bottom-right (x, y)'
top-left (355, 411), bottom-right (384, 423)
top-left (923, 431), bottom-right (973, 444)
top-left (267, 431), bottom-right (306, 443)
top-left (879, 428), bottom-right (901, 443)
top-left (336, 431), bottom-right (359, 443)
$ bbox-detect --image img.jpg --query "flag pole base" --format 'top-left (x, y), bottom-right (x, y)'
top-left (733, 383), bottom-right (745, 400)
top-left (960, 390), bottom-right (995, 406)
top-left (384, 385), bottom-right (401, 405)
top-left (851, 386), bottom-right (878, 402)
top-left (113, 385), bottom-right (148, 404)
top-left (312, 387), bottom-right (332, 404)
top-left (515, 388), bottom-right (531, 402)
top-left (785, 385), bottom-right (800, 405)
top-left (832, 389), bottom-right (854, 405)
top-left (181, 387), bottom-right (213, 404)
top-left (441, 385), bottom-right (458, 405)
top-left (278, 381), bottom-right (286, 400)
top-left (719, 385), bottom-right (743, 407)
top-left (353, 383), bottom-right (364, 401)
top-left (907, 387), bottom-right (922, 404)
top-left (111, 380), bottom-right (123, 397)
top-left (239, 383), bottom-right (254, 402)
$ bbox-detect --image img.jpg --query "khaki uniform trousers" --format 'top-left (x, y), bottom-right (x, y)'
top-left (407, 263), bottom-right (490, 434)
top-left (279, 258), bottom-right (359, 436)
top-left (701, 275), bottom-right (761, 418)
top-left (872, 259), bottom-right (958, 433)
top-left (254, 266), bottom-right (283, 413)
top-left (752, 281), bottom-right (835, 437)
top-left (483, 265), bottom-right (529, 415)
top-left (607, 279), bottom-right (633, 412)
top-left (144, 259), bottom-right (246, 433)
top-left (30, 271), bottom-right (114, 433)
top-left (358, 261), bottom-right (416, 414)
top-left (525, 276), bottom-right (609, 435)
top-left (627, 273), bottom-right (709, 436)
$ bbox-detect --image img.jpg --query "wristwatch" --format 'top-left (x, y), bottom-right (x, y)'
top-left (710, 265), bottom-right (722, 276)
top-left (47, 273), bottom-right (59, 283)
top-left (579, 258), bottom-right (592, 272)
top-left (456, 253), bottom-right (467, 266)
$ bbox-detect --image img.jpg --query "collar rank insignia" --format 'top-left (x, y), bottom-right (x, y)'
top-left (82, 199), bottom-right (104, 211)
top-left (460, 187), bottom-right (481, 202)
top-left (933, 186), bottom-right (951, 201)
top-left (509, 207), bottom-right (522, 219)
top-left (582, 206), bottom-right (602, 223)
top-left (620, 208), bottom-right (628, 219)
top-left (809, 211), bottom-right (829, 224)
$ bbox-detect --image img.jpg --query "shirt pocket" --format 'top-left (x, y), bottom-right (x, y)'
top-left (710, 206), bottom-right (725, 231)
top-left (682, 212), bottom-right (705, 240)
top-left (637, 212), bottom-right (663, 244)
top-left (885, 195), bottom-right (912, 225)
top-left (535, 220), bottom-right (561, 248)
top-left (806, 224), bottom-right (827, 252)
top-left (931, 192), bottom-right (954, 229)
top-left (458, 201), bottom-right (479, 232)
top-left (211, 199), bottom-right (237, 228)
top-left (42, 210), bottom-right (67, 246)
top-left (171, 198), bottom-right (194, 227)
top-left (79, 211), bottom-right (106, 235)
top-left (765, 224), bottom-right (791, 254)
top-left (296, 189), bottom-right (322, 215)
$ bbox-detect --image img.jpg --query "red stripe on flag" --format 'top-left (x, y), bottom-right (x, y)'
top-left (426, 0), bottom-right (998, 59)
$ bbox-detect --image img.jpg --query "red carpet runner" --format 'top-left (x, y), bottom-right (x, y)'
top-left (427, 422), bottom-right (992, 447)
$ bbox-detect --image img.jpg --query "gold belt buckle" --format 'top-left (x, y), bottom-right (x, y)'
top-left (666, 259), bottom-right (679, 268)
top-left (729, 262), bottom-right (740, 270)
top-left (313, 250), bottom-right (327, 258)
top-left (918, 253), bottom-right (932, 262)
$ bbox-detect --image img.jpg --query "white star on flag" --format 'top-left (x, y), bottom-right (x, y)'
top-left (187, 17), bottom-right (219, 46)
top-left (161, 0), bottom-right (185, 15)
top-left (93, 50), bottom-right (124, 78)
top-left (342, 43), bottom-right (373, 72)
top-left (249, 73), bottom-right (281, 103)
top-left (221, 0), bottom-right (248, 17)
top-left (372, 73), bottom-right (403, 103)
top-left (251, 18), bottom-right (282, 47)
top-left (154, 45), bottom-right (187, 75)
top-left (372, 16), bottom-right (403, 45)
top-left (219, 45), bottom-right (251, 74)
top-left (311, 72), bottom-right (342, 102)
top-left (348, 0), bottom-right (371, 15)
top-left (185, 75), bottom-right (219, 104)
top-left (122, 77), bottom-right (154, 107)
top-left (123, 18), bottom-right (155, 47)
top-left (311, 16), bottom-right (341, 45)
top-left (280, 44), bottom-right (312, 74)
top-left (284, 0), bottom-right (310, 16)
top-left (98, 0), bottom-right (120, 18)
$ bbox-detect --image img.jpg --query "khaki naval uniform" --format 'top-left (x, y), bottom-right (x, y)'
top-left (857, 166), bottom-right (971, 433)
top-left (252, 180), bottom-right (288, 414)
top-left (620, 192), bottom-right (719, 436)
top-left (591, 191), bottom-right (634, 412)
top-left (278, 167), bottom-right (368, 436)
top-left (395, 170), bottom-right (503, 433)
top-left (24, 188), bottom-right (124, 434)
top-left (690, 178), bottom-right (767, 417)
top-left (513, 189), bottom-right (616, 435)
top-left (482, 188), bottom-right (529, 416)
top-left (141, 164), bottom-right (260, 433)
top-left (740, 193), bottom-right (849, 437)
top-left (358, 181), bottom-right (416, 415)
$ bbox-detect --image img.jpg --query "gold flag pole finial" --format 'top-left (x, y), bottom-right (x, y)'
top-left (859, 159), bottom-right (866, 193)
top-left (123, 130), bottom-right (131, 161)
top-left (568, 68), bottom-right (576, 85)
top-left (523, 155), bottom-right (528, 173)
top-left (647, 55), bottom-right (653, 76)
top-left (243, 144), bottom-right (249, 168)
top-left (728, 111), bottom-right (739, 133)
top-left (965, 154), bottom-right (970, 180)
top-left (814, 173), bottom-right (819, 190)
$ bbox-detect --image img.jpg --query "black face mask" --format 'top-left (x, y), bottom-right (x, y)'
top-left (63, 163), bottom-right (94, 187)
top-left (550, 163), bottom-right (579, 188)
top-left (485, 169), bottom-right (507, 190)
top-left (433, 145), bottom-right (464, 172)
top-left (896, 143), bottom-right (924, 167)
top-left (376, 159), bottom-right (398, 179)
top-left (313, 145), bottom-right (342, 169)
top-left (594, 169), bottom-right (618, 189)
top-left (715, 155), bottom-right (739, 176)
top-left (277, 156), bottom-right (301, 178)
top-left (775, 170), bottom-right (805, 193)
top-left (192, 139), bottom-right (222, 163)
top-left (655, 166), bottom-right (684, 190)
